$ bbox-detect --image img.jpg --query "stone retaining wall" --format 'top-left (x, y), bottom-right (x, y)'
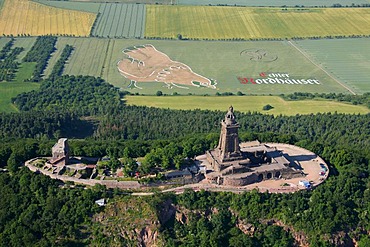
top-left (25, 158), bottom-right (141, 189)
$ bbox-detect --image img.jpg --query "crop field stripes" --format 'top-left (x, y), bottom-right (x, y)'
top-left (91, 3), bottom-right (145, 38)
top-left (0, 0), bottom-right (96, 36)
top-left (145, 6), bottom-right (370, 40)
top-left (288, 41), bottom-right (356, 95)
top-left (295, 39), bottom-right (370, 94)
top-left (103, 39), bottom-right (116, 81)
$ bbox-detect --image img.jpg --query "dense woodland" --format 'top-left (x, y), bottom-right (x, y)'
top-left (0, 37), bottom-right (369, 246)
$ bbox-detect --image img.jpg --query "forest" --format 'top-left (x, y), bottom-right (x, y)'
top-left (0, 37), bottom-right (369, 246)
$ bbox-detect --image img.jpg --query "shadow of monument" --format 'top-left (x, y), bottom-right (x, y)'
top-left (283, 154), bottom-right (317, 170)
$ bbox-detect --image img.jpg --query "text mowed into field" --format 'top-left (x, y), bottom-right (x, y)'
top-left (0, 0), bottom-right (96, 36)
top-left (45, 38), bottom-right (350, 95)
top-left (145, 6), bottom-right (370, 40)
top-left (125, 96), bottom-right (370, 116)
top-left (296, 39), bottom-right (370, 94)
top-left (92, 3), bottom-right (145, 38)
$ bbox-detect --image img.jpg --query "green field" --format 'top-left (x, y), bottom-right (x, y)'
top-left (145, 6), bottom-right (370, 40)
top-left (62, 0), bottom-right (369, 6)
top-left (0, 38), bottom-right (39, 112)
top-left (45, 37), bottom-right (109, 78)
top-left (44, 37), bottom-right (351, 95)
top-left (0, 62), bottom-right (39, 112)
top-left (33, 0), bottom-right (101, 12)
top-left (177, 0), bottom-right (369, 6)
top-left (295, 39), bottom-right (370, 94)
top-left (125, 95), bottom-right (370, 115)
top-left (92, 3), bottom-right (145, 38)
top-left (0, 37), bottom-right (38, 61)
top-left (69, 0), bottom-right (171, 3)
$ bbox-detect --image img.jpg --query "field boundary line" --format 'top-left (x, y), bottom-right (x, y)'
top-left (100, 38), bottom-right (111, 78)
top-left (288, 40), bottom-right (356, 95)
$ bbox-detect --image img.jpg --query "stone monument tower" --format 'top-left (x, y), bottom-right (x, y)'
top-left (216, 106), bottom-right (243, 162)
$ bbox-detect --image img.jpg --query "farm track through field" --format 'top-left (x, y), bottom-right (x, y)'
top-left (100, 39), bottom-right (112, 78)
top-left (288, 41), bottom-right (356, 95)
top-left (113, 3), bottom-right (123, 37)
top-left (104, 39), bottom-right (116, 81)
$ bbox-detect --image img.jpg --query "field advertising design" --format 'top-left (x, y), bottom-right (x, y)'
top-left (43, 38), bottom-right (361, 95)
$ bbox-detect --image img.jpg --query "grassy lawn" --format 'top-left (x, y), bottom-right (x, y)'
top-left (0, 62), bottom-right (39, 113)
top-left (125, 95), bottom-right (370, 116)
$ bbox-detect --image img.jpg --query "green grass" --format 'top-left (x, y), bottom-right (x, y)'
top-left (125, 95), bottom-right (370, 116)
top-left (0, 62), bottom-right (39, 112)
top-left (145, 6), bottom-right (370, 40)
top-left (295, 38), bottom-right (370, 94)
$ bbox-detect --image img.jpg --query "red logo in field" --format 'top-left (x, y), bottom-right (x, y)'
top-left (259, 72), bottom-right (267, 77)
top-left (237, 77), bottom-right (256, 84)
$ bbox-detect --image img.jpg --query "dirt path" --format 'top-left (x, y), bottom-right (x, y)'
top-left (288, 41), bottom-right (356, 95)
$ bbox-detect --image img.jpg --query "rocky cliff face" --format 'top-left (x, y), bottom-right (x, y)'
top-left (91, 197), bottom-right (359, 247)
top-left (92, 197), bottom-right (165, 247)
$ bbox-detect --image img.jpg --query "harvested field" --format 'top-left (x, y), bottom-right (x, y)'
top-left (145, 6), bottom-right (370, 40)
top-left (125, 95), bottom-right (370, 116)
top-left (92, 3), bottom-right (145, 38)
top-left (0, 0), bottom-right (96, 37)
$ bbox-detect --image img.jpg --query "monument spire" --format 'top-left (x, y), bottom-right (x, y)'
top-left (217, 106), bottom-right (242, 162)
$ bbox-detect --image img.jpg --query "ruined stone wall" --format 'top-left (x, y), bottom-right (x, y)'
top-left (25, 158), bottom-right (141, 189)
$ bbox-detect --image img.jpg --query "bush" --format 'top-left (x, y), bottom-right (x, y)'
top-left (262, 104), bottom-right (274, 111)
